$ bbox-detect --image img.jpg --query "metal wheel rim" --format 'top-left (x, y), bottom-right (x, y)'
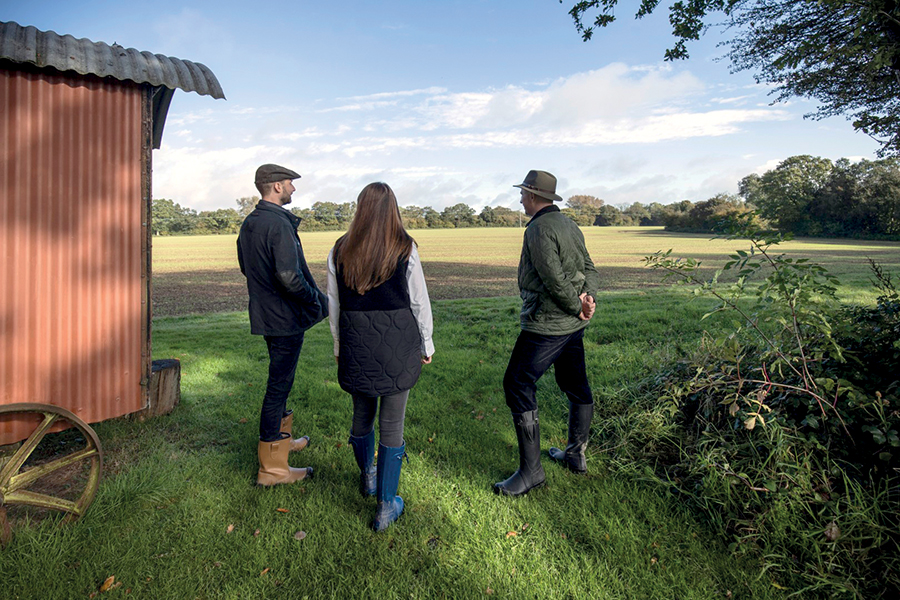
top-left (0, 403), bottom-right (103, 545)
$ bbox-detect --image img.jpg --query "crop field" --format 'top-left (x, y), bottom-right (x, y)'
top-left (152, 227), bottom-right (900, 316)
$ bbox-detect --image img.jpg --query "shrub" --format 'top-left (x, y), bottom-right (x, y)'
top-left (599, 220), bottom-right (900, 596)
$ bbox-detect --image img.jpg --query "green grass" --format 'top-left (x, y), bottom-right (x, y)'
top-left (6, 228), bottom-right (897, 598)
top-left (1, 293), bottom-right (788, 599)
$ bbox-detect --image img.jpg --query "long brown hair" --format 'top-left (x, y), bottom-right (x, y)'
top-left (334, 182), bottom-right (414, 294)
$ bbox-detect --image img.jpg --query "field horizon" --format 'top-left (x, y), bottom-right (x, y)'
top-left (152, 226), bottom-right (900, 317)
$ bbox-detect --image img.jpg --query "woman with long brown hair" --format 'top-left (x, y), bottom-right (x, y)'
top-left (326, 182), bottom-right (434, 531)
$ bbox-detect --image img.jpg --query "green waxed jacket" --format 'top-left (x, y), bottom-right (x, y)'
top-left (517, 206), bottom-right (601, 335)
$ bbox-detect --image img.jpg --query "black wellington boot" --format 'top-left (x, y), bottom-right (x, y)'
top-left (493, 410), bottom-right (546, 496)
top-left (549, 401), bottom-right (593, 474)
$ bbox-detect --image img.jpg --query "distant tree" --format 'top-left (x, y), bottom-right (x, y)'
top-left (645, 202), bottom-right (671, 226)
top-left (198, 208), bottom-right (242, 234)
top-left (236, 196), bottom-right (260, 218)
top-left (594, 204), bottom-right (628, 226)
top-left (424, 207), bottom-right (449, 228)
top-left (441, 203), bottom-right (477, 227)
top-left (151, 198), bottom-right (197, 235)
top-left (740, 155), bottom-right (833, 234)
top-left (564, 0), bottom-right (900, 155)
top-left (565, 194), bottom-right (604, 226)
top-left (397, 205), bottom-right (424, 229)
top-left (623, 202), bottom-right (651, 225)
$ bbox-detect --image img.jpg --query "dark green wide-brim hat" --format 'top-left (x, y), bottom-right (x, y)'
top-left (513, 170), bottom-right (563, 202)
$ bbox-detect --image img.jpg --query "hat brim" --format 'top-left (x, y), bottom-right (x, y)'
top-left (513, 184), bottom-right (562, 202)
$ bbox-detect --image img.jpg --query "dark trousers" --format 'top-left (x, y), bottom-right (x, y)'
top-left (503, 328), bottom-right (593, 414)
top-left (350, 390), bottom-right (410, 448)
top-left (260, 333), bottom-right (305, 442)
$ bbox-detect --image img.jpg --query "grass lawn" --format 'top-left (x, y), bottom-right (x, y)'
top-left (2, 292), bottom-right (786, 599)
top-left (4, 227), bottom-right (898, 598)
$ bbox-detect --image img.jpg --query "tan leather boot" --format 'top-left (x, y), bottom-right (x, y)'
top-left (280, 411), bottom-right (309, 452)
top-left (257, 434), bottom-right (313, 486)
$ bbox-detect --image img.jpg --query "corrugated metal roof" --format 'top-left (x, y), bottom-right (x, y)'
top-left (0, 20), bottom-right (225, 100)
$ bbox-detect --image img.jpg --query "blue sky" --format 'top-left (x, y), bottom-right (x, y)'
top-left (2, 0), bottom-right (882, 213)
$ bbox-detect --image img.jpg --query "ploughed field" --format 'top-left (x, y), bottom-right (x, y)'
top-left (152, 227), bottom-right (900, 316)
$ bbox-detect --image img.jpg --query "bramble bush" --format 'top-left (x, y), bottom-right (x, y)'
top-left (597, 219), bottom-right (900, 597)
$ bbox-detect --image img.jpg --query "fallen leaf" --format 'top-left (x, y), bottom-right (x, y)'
top-left (294, 531), bottom-right (307, 540)
top-left (99, 576), bottom-right (115, 593)
top-left (336, 443), bottom-right (343, 448)
top-left (428, 437), bottom-right (434, 443)
top-left (521, 523), bottom-right (529, 531)
top-left (651, 542), bottom-right (659, 548)
top-left (475, 413), bottom-right (485, 420)
top-left (239, 418), bottom-right (248, 424)
top-left (604, 533), bottom-right (610, 541)
top-left (213, 562), bottom-right (222, 568)
top-left (275, 508), bottom-right (289, 513)
top-left (825, 521), bottom-right (840, 541)
top-left (226, 524), bottom-right (235, 534)
top-left (89, 593), bottom-right (98, 599)
top-left (506, 531), bottom-right (518, 538)
top-left (486, 588), bottom-right (493, 595)
top-left (650, 557), bottom-right (658, 565)
top-left (561, 534), bottom-right (567, 539)
top-left (253, 529), bottom-right (260, 538)
top-left (260, 568), bottom-right (269, 577)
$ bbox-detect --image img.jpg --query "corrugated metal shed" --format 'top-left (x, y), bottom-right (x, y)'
top-left (0, 22), bottom-right (224, 445)
top-left (0, 20), bottom-right (225, 148)
top-left (0, 20), bottom-right (224, 99)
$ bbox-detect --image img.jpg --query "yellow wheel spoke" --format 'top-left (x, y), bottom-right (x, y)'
top-left (3, 489), bottom-right (79, 515)
top-left (4, 447), bottom-right (100, 493)
top-left (0, 412), bottom-right (58, 484)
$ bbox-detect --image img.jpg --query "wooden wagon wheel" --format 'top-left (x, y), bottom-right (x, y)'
top-left (0, 402), bottom-right (103, 546)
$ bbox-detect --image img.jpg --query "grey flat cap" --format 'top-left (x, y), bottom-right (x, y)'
top-left (255, 163), bottom-right (301, 184)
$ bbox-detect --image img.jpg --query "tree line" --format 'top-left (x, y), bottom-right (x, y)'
top-left (151, 155), bottom-right (900, 239)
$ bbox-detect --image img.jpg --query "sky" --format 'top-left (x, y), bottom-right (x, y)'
top-left (1, 0), bottom-right (883, 214)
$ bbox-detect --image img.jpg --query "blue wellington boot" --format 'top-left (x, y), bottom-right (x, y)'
top-left (348, 431), bottom-right (376, 497)
top-left (372, 441), bottom-right (406, 532)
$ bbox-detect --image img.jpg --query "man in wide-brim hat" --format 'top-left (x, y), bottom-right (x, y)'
top-left (494, 170), bottom-right (600, 496)
top-left (237, 163), bottom-right (328, 486)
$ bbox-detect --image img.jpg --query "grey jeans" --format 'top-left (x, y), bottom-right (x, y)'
top-left (350, 390), bottom-right (410, 447)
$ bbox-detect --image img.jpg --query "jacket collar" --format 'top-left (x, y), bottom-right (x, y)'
top-left (256, 199), bottom-right (302, 228)
top-left (527, 204), bottom-right (559, 226)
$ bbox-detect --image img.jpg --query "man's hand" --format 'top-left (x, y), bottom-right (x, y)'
top-left (422, 355), bottom-right (433, 365)
top-left (578, 293), bottom-right (596, 321)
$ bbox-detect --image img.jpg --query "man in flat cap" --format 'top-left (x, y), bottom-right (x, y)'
top-left (238, 164), bottom-right (327, 486)
top-left (494, 170), bottom-right (600, 497)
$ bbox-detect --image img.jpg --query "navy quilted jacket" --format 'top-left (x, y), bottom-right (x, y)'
top-left (335, 257), bottom-right (422, 396)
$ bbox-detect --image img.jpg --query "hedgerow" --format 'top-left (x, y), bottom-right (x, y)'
top-left (595, 220), bottom-right (900, 597)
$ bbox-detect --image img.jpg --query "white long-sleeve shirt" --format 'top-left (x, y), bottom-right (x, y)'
top-left (327, 244), bottom-right (435, 359)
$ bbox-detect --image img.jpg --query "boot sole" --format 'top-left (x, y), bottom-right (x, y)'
top-left (256, 467), bottom-right (313, 486)
top-left (493, 478), bottom-right (546, 497)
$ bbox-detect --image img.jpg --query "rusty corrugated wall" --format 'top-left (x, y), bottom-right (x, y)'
top-left (0, 67), bottom-right (150, 444)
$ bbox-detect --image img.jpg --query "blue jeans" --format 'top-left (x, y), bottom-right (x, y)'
top-left (503, 328), bottom-right (593, 414)
top-left (260, 333), bottom-right (305, 442)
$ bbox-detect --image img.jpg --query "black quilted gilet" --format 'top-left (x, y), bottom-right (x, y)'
top-left (336, 257), bottom-right (423, 396)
